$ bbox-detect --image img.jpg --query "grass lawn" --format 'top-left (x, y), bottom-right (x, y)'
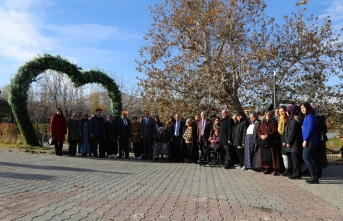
top-left (327, 138), bottom-right (343, 150)
top-left (0, 142), bottom-right (51, 151)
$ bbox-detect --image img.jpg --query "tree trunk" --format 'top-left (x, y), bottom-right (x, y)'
top-left (230, 96), bottom-right (244, 115)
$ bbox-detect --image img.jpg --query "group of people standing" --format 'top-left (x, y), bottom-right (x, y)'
top-left (49, 102), bottom-right (328, 184)
top-left (50, 108), bottom-right (133, 159)
top-left (224, 102), bottom-right (327, 184)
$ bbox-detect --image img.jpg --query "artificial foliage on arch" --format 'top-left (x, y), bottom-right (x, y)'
top-left (8, 54), bottom-right (122, 146)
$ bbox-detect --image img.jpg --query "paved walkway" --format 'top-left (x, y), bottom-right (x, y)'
top-left (0, 151), bottom-right (342, 221)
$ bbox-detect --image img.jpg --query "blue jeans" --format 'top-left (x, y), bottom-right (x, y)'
top-left (302, 140), bottom-right (317, 176)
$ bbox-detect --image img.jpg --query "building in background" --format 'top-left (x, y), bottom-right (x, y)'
top-left (0, 99), bottom-right (14, 123)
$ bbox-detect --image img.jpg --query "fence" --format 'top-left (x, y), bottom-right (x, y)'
top-left (326, 154), bottom-right (343, 161)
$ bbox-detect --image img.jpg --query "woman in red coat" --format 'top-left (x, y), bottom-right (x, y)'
top-left (50, 108), bottom-right (67, 156)
top-left (257, 111), bottom-right (281, 175)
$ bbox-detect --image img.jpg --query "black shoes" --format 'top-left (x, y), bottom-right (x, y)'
top-left (224, 165), bottom-right (234, 169)
top-left (282, 169), bottom-right (293, 177)
top-left (289, 176), bottom-right (301, 180)
top-left (306, 176), bottom-right (319, 184)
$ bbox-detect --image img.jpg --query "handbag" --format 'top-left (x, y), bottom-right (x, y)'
top-left (49, 135), bottom-right (56, 145)
top-left (257, 137), bottom-right (269, 148)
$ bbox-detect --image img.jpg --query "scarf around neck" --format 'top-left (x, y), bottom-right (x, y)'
top-left (278, 114), bottom-right (287, 135)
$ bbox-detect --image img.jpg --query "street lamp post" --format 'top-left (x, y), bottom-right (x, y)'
top-left (273, 71), bottom-right (277, 109)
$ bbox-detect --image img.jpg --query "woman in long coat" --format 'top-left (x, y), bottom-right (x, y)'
top-left (130, 117), bottom-right (142, 159)
top-left (105, 114), bottom-right (117, 158)
top-left (50, 108), bottom-right (67, 156)
top-left (167, 119), bottom-right (176, 162)
top-left (67, 113), bottom-right (79, 156)
top-left (182, 118), bottom-right (198, 164)
top-left (78, 113), bottom-right (91, 156)
top-left (312, 105), bottom-right (328, 178)
top-left (243, 113), bottom-right (260, 170)
top-left (285, 105), bottom-right (303, 179)
top-left (257, 111), bottom-right (280, 175)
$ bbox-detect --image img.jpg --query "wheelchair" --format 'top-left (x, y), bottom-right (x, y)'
top-left (198, 146), bottom-right (221, 167)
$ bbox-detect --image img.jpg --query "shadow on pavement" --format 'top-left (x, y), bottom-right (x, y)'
top-left (319, 176), bottom-right (343, 184)
top-left (0, 162), bottom-right (131, 175)
top-left (319, 179), bottom-right (343, 184)
top-left (0, 171), bottom-right (55, 180)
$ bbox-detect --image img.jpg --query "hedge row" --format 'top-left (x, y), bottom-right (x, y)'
top-left (0, 123), bottom-right (24, 144)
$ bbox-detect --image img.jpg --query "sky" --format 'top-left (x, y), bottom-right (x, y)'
top-left (0, 0), bottom-right (342, 88)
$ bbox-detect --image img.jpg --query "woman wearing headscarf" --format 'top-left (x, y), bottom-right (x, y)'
top-left (67, 113), bottom-right (79, 156)
top-left (312, 104), bottom-right (328, 178)
top-left (285, 105), bottom-right (303, 179)
top-left (243, 113), bottom-right (260, 170)
top-left (278, 106), bottom-right (293, 176)
top-left (50, 108), bottom-right (67, 156)
top-left (78, 112), bottom-right (91, 156)
top-left (257, 111), bottom-right (280, 175)
top-left (300, 102), bottom-right (319, 184)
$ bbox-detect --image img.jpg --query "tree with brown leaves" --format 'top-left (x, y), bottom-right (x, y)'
top-left (137, 0), bottom-right (343, 119)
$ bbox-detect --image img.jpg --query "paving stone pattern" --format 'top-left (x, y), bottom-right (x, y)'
top-left (0, 151), bottom-right (342, 221)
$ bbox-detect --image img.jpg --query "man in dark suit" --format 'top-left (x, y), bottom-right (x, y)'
top-left (140, 111), bottom-right (154, 160)
top-left (117, 110), bottom-right (131, 158)
top-left (90, 109), bottom-right (105, 158)
top-left (197, 112), bottom-right (213, 160)
top-left (220, 109), bottom-right (235, 169)
top-left (170, 114), bottom-right (185, 162)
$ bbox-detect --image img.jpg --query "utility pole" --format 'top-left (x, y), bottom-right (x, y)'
top-left (273, 71), bottom-right (277, 109)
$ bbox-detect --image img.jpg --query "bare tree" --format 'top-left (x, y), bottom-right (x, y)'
top-left (0, 84), bottom-right (9, 100)
top-left (27, 70), bottom-right (88, 122)
top-left (98, 70), bottom-right (143, 117)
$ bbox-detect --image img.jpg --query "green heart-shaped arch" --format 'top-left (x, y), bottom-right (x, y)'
top-left (8, 54), bottom-right (122, 146)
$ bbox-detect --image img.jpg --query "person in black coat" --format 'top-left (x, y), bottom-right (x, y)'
top-left (105, 114), bottom-right (118, 158)
top-left (285, 105), bottom-right (303, 179)
top-left (312, 105), bottom-right (328, 178)
top-left (232, 112), bottom-right (250, 169)
top-left (90, 109), bottom-right (106, 158)
top-left (219, 109), bottom-right (235, 169)
top-left (170, 114), bottom-right (185, 162)
top-left (140, 111), bottom-right (155, 160)
top-left (117, 111), bottom-right (131, 158)
top-left (67, 113), bottom-right (79, 156)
